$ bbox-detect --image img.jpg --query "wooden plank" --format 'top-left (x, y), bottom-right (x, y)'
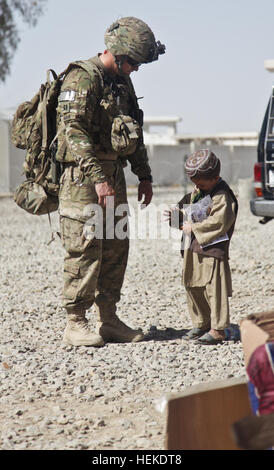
top-left (165, 377), bottom-right (252, 450)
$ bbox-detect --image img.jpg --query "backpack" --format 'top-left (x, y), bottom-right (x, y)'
top-left (11, 68), bottom-right (64, 216)
top-left (11, 59), bottom-right (104, 216)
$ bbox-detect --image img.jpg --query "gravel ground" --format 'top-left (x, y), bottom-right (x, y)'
top-left (0, 185), bottom-right (273, 450)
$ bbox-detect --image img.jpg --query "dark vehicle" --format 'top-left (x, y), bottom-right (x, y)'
top-left (250, 87), bottom-right (274, 224)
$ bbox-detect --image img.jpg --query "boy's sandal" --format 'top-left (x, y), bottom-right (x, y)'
top-left (196, 332), bottom-right (224, 345)
top-left (184, 327), bottom-right (210, 340)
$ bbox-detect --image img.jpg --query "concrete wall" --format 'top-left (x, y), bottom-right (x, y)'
top-left (0, 118), bottom-right (257, 192)
top-left (0, 119), bottom-right (11, 193)
top-left (124, 144), bottom-right (191, 186)
top-left (0, 120), bottom-right (25, 193)
top-left (124, 143), bottom-right (257, 186)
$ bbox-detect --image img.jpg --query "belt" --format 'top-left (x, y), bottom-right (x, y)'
top-left (96, 150), bottom-right (119, 161)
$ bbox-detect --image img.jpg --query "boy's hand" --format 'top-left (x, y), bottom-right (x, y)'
top-left (163, 209), bottom-right (172, 222)
top-left (182, 221), bottom-right (192, 234)
top-left (164, 208), bottom-right (182, 228)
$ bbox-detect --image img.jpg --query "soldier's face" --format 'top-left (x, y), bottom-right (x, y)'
top-left (122, 60), bottom-right (140, 74)
top-left (115, 55), bottom-right (140, 75)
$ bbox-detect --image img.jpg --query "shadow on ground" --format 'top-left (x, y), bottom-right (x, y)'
top-left (144, 323), bottom-right (241, 342)
top-left (144, 325), bottom-right (189, 341)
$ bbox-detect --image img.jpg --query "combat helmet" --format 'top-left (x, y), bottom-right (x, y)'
top-left (105, 17), bottom-right (165, 65)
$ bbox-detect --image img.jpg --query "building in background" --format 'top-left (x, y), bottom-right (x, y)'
top-left (126, 116), bottom-right (258, 187)
top-left (0, 108), bottom-right (26, 194)
top-left (0, 109), bottom-right (258, 193)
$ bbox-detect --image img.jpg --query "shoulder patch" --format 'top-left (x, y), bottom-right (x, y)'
top-left (59, 90), bottom-right (76, 102)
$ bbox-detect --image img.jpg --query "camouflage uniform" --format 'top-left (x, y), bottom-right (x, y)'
top-left (56, 17), bottom-right (165, 346)
top-left (56, 58), bottom-right (150, 334)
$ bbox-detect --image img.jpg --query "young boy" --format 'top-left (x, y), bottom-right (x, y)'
top-left (167, 149), bottom-right (238, 345)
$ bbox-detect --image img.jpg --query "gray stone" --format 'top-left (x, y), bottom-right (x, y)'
top-left (0, 192), bottom-right (272, 451)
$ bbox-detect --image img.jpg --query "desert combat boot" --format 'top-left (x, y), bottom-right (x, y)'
top-left (63, 310), bottom-right (104, 347)
top-left (95, 305), bottom-right (144, 343)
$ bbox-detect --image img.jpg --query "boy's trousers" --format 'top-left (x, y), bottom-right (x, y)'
top-left (184, 254), bottom-right (232, 330)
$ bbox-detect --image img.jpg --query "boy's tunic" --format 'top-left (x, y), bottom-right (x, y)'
top-left (180, 180), bottom-right (238, 330)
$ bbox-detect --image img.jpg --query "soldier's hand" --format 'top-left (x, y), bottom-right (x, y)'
top-left (138, 180), bottom-right (153, 208)
top-left (95, 181), bottom-right (115, 207)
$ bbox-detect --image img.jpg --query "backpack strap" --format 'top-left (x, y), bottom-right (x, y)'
top-left (47, 69), bottom-right (58, 83)
top-left (41, 69), bottom-right (59, 153)
top-left (41, 86), bottom-right (49, 152)
top-left (72, 57), bottom-right (105, 90)
top-left (37, 69), bottom-right (60, 184)
top-left (58, 57), bottom-right (105, 91)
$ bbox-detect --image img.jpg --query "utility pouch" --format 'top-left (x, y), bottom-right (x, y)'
top-left (111, 114), bottom-right (141, 156)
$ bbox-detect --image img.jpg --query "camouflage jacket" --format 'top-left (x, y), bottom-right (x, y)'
top-left (55, 55), bottom-right (152, 184)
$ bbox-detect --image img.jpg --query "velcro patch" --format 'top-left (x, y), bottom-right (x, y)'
top-left (59, 90), bottom-right (76, 102)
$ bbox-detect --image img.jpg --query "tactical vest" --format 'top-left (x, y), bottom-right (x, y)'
top-left (55, 56), bottom-right (143, 164)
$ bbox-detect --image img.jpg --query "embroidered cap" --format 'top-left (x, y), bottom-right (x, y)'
top-left (185, 149), bottom-right (219, 178)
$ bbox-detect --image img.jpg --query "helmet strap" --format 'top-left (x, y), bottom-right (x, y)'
top-left (114, 55), bottom-right (127, 76)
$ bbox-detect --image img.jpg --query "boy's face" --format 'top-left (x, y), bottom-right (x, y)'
top-left (191, 175), bottom-right (219, 193)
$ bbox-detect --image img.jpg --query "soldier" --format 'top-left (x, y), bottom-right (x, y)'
top-left (56, 17), bottom-right (165, 347)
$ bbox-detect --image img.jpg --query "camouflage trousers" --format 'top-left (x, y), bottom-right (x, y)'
top-left (58, 159), bottom-right (129, 314)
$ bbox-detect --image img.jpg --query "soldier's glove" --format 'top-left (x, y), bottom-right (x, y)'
top-left (138, 180), bottom-right (153, 208)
